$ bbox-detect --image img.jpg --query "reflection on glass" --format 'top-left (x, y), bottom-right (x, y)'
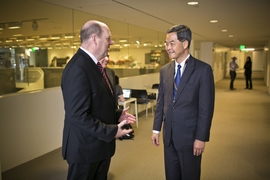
top-left (0, 2), bottom-right (168, 95)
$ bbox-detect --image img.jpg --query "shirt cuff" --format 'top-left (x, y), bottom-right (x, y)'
top-left (152, 130), bottom-right (160, 134)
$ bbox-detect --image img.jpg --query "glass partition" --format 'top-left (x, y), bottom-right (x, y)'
top-left (0, 2), bottom-right (167, 95)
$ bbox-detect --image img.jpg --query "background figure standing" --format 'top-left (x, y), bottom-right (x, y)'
top-left (229, 57), bottom-right (239, 90)
top-left (61, 20), bottom-right (136, 180)
top-left (99, 55), bottom-right (118, 104)
top-left (151, 24), bottom-right (215, 180)
top-left (115, 75), bottom-right (124, 102)
top-left (244, 56), bottom-right (252, 89)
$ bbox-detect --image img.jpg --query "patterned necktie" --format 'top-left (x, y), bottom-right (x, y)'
top-left (97, 62), bottom-right (113, 95)
top-left (173, 64), bottom-right (181, 99)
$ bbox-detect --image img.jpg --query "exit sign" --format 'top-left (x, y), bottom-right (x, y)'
top-left (240, 45), bottom-right (245, 50)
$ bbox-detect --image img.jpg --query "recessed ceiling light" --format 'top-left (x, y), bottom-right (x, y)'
top-left (221, 29), bottom-right (227, 32)
top-left (16, 38), bottom-right (24, 42)
top-left (8, 22), bottom-right (22, 29)
top-left (64, 33), bottom-right (74, 38)
top-left (13, 34), bottom-right (23, 37)
top-left (188, 2), bottom-right (198, 5)
top-left (210, 20), bottom-right (218, 23)
top-left (51, 34), bottom-right (61, 39)
top-left (0, 23), bottom-right (5, 30)
top-left (241, 48), bottom-right (255, 51)
top-left (119, 39), bottom-right (127, 43)
top-left (229, 35), bottom-right (234, 38)
top-left (39, 36), bottom-right (48, 40)
top-left (27, 38), bottom-right (35, 41)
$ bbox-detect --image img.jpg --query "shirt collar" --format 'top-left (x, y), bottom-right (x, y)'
top-left (80, 47), bottom-right (98, 64)
top-left (174, 54), bottom-right (190, 68)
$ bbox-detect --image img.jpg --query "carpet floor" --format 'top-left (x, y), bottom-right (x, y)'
top-left (2, 77), bottom-right (270, 180)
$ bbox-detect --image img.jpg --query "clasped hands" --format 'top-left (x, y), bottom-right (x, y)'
top-left (115, 106), bottom-right (136, 138)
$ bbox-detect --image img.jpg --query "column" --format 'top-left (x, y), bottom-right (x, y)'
top-left (200, 42), bottom-right (214, 67)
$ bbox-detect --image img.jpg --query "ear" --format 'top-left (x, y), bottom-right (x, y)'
top-left (90, 34), bottom-right (98, 46)
top-left (183, 40), bottom-right (189, 49)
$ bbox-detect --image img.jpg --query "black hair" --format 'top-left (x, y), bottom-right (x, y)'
top-left (167, 25), bottom-right (192, 48)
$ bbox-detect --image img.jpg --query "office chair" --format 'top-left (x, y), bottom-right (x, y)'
top-left (130, 89), bottom-right (154, 119)
top-left (148, 84), bottom-right (159, 100)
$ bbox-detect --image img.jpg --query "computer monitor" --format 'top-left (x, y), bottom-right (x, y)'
top-left (122, 89), bottom-right (131, 99)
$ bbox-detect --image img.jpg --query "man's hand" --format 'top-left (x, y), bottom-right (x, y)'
top-left (115, 120), bottom-right (133, 138)
top-left (151, 133), bottom-right (160, 147)
top-left (193, 139), bottom-right (205, 156)
top-left (118, 106), bottom-right (136, 124)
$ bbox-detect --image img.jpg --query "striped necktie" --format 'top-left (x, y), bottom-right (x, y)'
top-left (97, 62), bottom-right (113, 95)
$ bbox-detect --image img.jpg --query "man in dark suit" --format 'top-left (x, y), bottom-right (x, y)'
top-left (151, 25), bottom-right (215, 180)
top-left (61, 20), bottom-right (136, 180)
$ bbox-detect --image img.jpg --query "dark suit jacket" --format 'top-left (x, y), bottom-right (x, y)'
top-left (153, 55), bottom-right (215, 151)
top-left (61, 48), bottom-right (121, 163)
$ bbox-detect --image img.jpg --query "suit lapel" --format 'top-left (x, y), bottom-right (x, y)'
top-left (167, 61), bottom-right (175, 102)
top-left (80, 49), bottom-right (115, 100)
top-left (174, 56), bottom-right (195, 102)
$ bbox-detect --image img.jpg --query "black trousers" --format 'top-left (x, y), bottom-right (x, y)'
top-left (67, 158), bottom-right (111, 180)
top-left (230, 70), bottom-right (236, 89)
top-left (164, 141), bottom-right (201, 180)
top-left (245, 72), bottom-right (252, 89)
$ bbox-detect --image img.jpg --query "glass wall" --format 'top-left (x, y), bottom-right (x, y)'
top-left (0, 1), bottom-right (168, 95)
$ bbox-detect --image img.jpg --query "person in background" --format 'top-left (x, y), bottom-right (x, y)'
top-left (244, 56), bottom-right (252, 90)
top-left (99, 55), bottom-right (116, 96)
top-left (61, 20), bottom-right (136, 180)
top-left (229, 56), bottom-right (239, 90)
top-left (100, 58), bottom-right (133, 140)
top-left (99, 55), bottom-right (122, 105)
top-left (115, 75), bottom-right (125, 102)
top-left (151, 24), bottom-right (215, 180)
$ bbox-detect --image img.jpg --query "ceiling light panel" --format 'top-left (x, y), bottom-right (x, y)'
top-left (210, 20), bottom-right (218, 23)
top-left (0, 24), bottom-right (5, 30)
top-left (188, 2), bottom-right (198, 5)
top-left (8, 22), bottom-right (22, 29)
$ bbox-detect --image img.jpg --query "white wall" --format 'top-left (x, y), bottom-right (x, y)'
top-left (0, 88), bottom-right (64, 172)
top-left (120, 73), bottom-right (159, 89)
top-left (252, 51), bottom-right (264, 71)
top-left (200, 42), bottom-right (213, 67)
top-left (198, 42), bottom-right (229, 83)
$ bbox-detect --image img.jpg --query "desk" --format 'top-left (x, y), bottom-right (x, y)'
top-left (118, 98), bottom-right (138, 128)
top-left (147, 88), bottom-right (159, 100)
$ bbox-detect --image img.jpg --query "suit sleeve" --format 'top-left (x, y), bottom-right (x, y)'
top-left (196, 64), bottom-right (215, 141)
top-left (153, 68), bottom-right (165, 131)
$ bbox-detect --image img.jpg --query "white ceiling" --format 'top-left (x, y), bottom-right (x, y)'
top-left (1, 0), bottom-right (270, 50)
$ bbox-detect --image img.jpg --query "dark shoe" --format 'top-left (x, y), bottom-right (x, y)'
top-left (245, 87), bottom-right (248, 89)
top-left (230, 88), bottom-right (236, 90)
